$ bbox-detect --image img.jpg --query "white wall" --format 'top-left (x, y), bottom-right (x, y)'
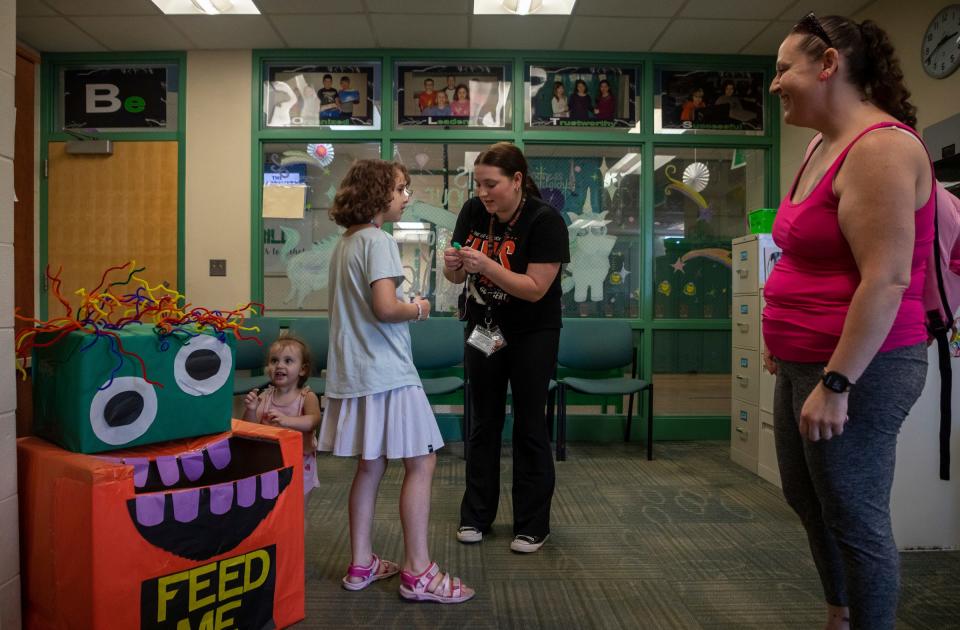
top-left (778, 0), bottom-right (960, 196)
top-left (184, 50), bottom-right (252, 310)
top-left (0, 0), bottom-right (21, 626)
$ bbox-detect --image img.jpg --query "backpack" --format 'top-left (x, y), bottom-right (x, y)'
top-left (923, 180), bottom-right (960, 481)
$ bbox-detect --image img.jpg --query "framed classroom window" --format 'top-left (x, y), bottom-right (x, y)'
top-left (391, 142), bottom-right (493, 314)
top-left (655, 68), bottom-right (766, 135)
top-left (262, 62), bottom-right (380, 129)
top-left (526, 64), bottom-right (639, 130)
top-left (652, 146), bottom-right (765, 321)
top-left (395, 62), bottom-right (512, 128)
top-left (260, 142), bottom-right (382, 316)
top-left (58, 63), bottom-right (180, 132)
top-left (524, 144), bottom-right (643, 319)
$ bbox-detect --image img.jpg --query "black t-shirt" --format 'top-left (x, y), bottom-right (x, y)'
top-left (453, 195), bottom-right (570, 333)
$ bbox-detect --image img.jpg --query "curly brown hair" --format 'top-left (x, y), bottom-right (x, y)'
top-left (329, 160), bottom-right (410, 227)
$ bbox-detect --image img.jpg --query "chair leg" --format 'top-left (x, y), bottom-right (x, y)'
top-left (646, 385), bottom-right (654, 461)
top-left (625, 393), bottom-right (634, 443)
top-left (547, 386), bottom-right (556, 441)
top-left (462, 382), bottom-right (471, 461)
top-left (557, 384), bottom-right (567, 461)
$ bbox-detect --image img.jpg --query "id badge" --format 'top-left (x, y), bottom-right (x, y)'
top-left (466, 324), bottom-right (507, 357)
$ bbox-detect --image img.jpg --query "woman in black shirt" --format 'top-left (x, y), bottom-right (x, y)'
top-left (442, 142), bottom-right (570, 553)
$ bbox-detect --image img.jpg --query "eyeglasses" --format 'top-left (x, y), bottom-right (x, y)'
top-left (403, 187), bottom-right (413, 197)
top-left (794, 12), bottom-right (834, 49)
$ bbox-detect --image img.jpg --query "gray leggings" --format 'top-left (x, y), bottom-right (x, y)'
top-left (773, 343), bottom-right (927, 630)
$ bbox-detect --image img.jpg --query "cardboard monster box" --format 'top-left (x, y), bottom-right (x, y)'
top-left (32, 326), bottom-right (234, 453)
top-left (19, 421), bottom-right (305, 630)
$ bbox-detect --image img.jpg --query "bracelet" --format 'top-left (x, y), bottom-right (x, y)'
top-left (414, 301), bottom-right (423, 321)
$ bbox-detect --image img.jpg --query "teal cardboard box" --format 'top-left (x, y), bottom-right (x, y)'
top-left (33, 326), bottom-right (235, 453)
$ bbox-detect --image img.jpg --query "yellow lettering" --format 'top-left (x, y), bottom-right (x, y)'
top-left (157, 571), bottom-right (189, 622)
top-left (176, 619), bottom-right (192, 630)
top-left (218, 555), bottom-right (245, 601)
top-left (188, 563), bottom-right (217, 612)
top-left (197, 610), bottom-right (214, 630)
top-left (243, 549), bottom-right (270, 592)
top-left (214, 600), bottom-right (242, 630)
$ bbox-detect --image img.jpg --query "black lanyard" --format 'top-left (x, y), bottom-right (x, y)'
top-left (484, 195), bottom-right (525, 261)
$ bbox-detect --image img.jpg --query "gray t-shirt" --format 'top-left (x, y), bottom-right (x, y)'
top-left (325, 227), bottom-right (422, 398)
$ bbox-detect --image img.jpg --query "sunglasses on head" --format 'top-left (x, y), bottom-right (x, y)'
top-left (794, 12), bottom-right (834, 49)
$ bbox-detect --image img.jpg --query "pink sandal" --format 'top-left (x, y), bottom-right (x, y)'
top-left (399, 561), bottom-right (475, 604)
top-left (341, 553), bottom-right (399, 591)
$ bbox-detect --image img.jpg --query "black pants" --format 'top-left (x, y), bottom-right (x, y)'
top-left (460, 326), bottom-right (558, 537)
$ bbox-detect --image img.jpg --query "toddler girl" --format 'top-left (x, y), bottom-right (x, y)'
top-left (243, 336), bottom-right (322, 496)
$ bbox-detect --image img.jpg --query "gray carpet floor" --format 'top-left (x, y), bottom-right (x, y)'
top-left (298, 441), bottom-right (960, 629)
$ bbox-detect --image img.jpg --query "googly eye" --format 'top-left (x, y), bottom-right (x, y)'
top-left (173, 335), bottom-right (233, 396)
top-left (89, 376), bottom-right (158, 446)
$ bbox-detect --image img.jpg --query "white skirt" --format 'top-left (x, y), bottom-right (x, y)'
top-left (318, 385), bottom-right (444, 460)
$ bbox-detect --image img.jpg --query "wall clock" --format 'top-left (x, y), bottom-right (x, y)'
top-left (922, 4), bottom-right (960, 79)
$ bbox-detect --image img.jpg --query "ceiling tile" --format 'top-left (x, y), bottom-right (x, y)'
top-left (783, 1), bottom-right (877, 21)
top-left (564, 17), bottom-right (669, 52)
top-left (740, 21), bottom-right (793, 55)
top-left (471, 16), bottom-right (568, 50)
top-left (15, 17), bottom-right (107, 51)
top-left (270, 14), bottom-right (375, 49)
top-left (15, 0), bottom-right (56, 17)
top-left (167, 15), bottom-right (283, 49)
top-left (680, 0), bottom-right (793, 20)
top-left (653, 19), bottom-right (767, 54)
top-left (252, 0), bottom-right (363, 14)
top-left (71, 16), bottom-right (193, 50)
top-left (43, 0), bottom-right (161, 16)
top-left (573, 0), bottom-right (685, 18)
top-left (366, 0), bottom-right (468, 13)
top-left (370, 14), bottom-right (467, 49)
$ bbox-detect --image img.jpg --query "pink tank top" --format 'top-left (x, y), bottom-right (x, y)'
top-left (255, 386), bottom-right (318, 454)
top-left (762, 122), bottom-right (934, 362)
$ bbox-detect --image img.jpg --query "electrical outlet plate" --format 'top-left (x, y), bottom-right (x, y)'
top-left (209, 259), bottom-right (226, 277)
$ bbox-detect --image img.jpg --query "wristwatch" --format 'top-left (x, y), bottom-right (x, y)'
top-left (821, 370), bottom-right (854, 393)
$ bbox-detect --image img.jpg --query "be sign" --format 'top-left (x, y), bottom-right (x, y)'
top-left (63, 66), bottom-right (170, 129)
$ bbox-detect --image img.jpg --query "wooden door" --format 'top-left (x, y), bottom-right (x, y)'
top-left (15, 48), bottom-right (38, 435)
top-left (45, 141), bottom-right (179, 316)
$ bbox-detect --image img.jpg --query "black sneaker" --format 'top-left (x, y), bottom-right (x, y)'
top-left (510, 534), bottom-right (548, 553)
top-left (456, 526), bottom-right (483, 544)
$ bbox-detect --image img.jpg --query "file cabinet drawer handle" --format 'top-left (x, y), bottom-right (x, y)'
top-left (737, 269), bottom-right (749, 278)
top-left (736, 375), bottom-right (749, 386)
top-left (737, 322), bottom-right (750, 332)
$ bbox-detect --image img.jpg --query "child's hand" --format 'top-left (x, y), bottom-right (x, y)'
top-left (264, 411), bottom-right (287, 428)
top-left (413, 296), bottom-right (431, 321)
top-left (244, 389), bottom-right (261, 411)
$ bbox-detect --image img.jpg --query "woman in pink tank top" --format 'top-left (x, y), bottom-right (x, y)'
top-left (761, 13), bottom-right (933, 630)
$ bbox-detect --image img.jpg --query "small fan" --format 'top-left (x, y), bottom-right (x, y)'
top-left (682, 161), bottom-right (710, 192)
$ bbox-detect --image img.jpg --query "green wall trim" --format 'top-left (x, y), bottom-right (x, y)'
top-left (38, 51), bottom-right (188, 319)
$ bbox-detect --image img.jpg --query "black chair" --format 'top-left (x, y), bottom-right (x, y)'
top-left (408, 318), bottom-right (470, 449)
top-left (232, 316), bottom-right (281, 395)
top-left (556, 319), bottom-right (654, 461)
top-left (287, 317), bottom-right (329, 396)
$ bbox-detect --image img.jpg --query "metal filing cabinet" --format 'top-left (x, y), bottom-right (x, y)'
top-left (731, 234), bottom-right (781, 478)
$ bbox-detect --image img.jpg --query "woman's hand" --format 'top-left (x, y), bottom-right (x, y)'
top-left (443, 247), bottom-right (463, 271)
top-left (799, 385), bottom-right (848, 442)
top-left (458, 247), bottom-right (490, 275)
top-left (763, 350), bottom-right (778, 375)
top-left (412, 296), bottom-right (432, 320)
